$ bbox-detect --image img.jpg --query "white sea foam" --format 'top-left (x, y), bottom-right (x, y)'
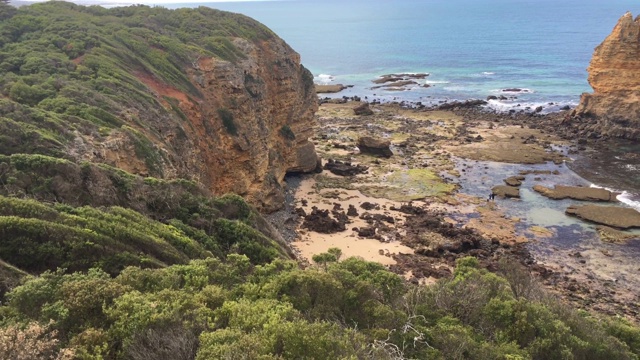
top-left (590, 184), bottom-right (640, 212)
top-left (482, 72), bottom-right (495, 75)
top-left (424, 80), bottom-right (450, 84)
top-left (315, 74), bottom-right (334, 84)
top-left (442, 85), bottom-right (469, 91)
top-left (618, 191), bottom-right (640, 212)
top-left (484, 99), bottom-right (577, 114)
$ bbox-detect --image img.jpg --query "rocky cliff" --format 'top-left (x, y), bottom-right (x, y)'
top-left (129, 36), bottom-right (319, 212)
top-left (0, 2), bottom-right (319, 212)
top-left (575, 12), bottom-right (640, 139)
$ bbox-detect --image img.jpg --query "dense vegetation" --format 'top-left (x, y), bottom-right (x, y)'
top-left (1, 255), bottom-right (639, 359)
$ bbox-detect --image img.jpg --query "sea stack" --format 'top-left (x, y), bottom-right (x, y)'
top-left (575, 12), bottom-right (640, 140)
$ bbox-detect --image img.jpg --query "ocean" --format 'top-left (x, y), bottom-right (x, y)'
top-left (156, 0), bottom-right (640, 210)
top-left (159, 0), bottom-right (640, 113)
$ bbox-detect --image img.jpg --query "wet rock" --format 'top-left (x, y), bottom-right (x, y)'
top-left (323, 159), bottom-right (369, 176)
top-left (597, 226), bottom-right (639, 243)
top-left (492, 185), bottom-right (520, 198)
top-left (436, 99), bottom-right (488, 110)
top-left (566, 205), bottom-right (640, 229)
top-left (315, 84), bottom-right (347, 93)
top-left (504, 175), bottom-right (526, 187)
top-left (533, 185), bottom-right (616, 201)
top-left (357, 136), bottom-right (393, 158)
top-left (373, 73), bottom-right (429, 84)
top-left (519, 169), bottom-right (556, 175)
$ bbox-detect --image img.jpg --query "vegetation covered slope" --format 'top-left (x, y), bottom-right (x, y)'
top-left (0, 1), bottom-right (319, 212)
top-left (0, 1), bottom-right (299, 292)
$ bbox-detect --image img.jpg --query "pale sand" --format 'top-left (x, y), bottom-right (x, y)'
top-left (291, 177), bottom-right (414, 266)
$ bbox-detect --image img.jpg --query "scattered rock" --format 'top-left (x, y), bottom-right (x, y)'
top-left (360, 202), bottom-right (380, 210)
top-left (356, 226), bottom-right (377, 238)
top-left (390, 202), bottom-right (425, 215)
top-left (302, 207), bottom-right (347, 233)
top-left (357, 136), bottom-right (393, 158)
top-left (353, 102), bottom-right (374, 116)
top-left (435, 99), bottom-right (487, 110)
top-left (347, 204), bottom-right (359, 217)
top-left (360, 212), bottom-right (395, 224)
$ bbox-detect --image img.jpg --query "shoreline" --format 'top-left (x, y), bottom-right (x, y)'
top-left (268, 100), bottom-right (640, 321)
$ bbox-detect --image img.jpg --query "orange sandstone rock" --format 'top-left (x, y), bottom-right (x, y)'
top-left (576, 12), bottom-right (640, 139)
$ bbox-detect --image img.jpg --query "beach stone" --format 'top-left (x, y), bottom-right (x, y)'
top-left (492, 185), bottom-right (520, 198)
top-left (357, 136), bottom-right (393, 158)
top-left (324, 159), bottom-right (368, 176)
top-left (566, 205), bottom-right (640, 229)
top-left (533, 185), bottom-right (616, 201)
top-left (353, 102), bottom-right (374, 116)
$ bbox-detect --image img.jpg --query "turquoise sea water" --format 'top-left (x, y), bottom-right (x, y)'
top-left (160, 0), bottom-right (640, 111)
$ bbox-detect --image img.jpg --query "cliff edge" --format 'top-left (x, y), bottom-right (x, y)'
top-left (0, 2), bottom-right (318, 212)
top-left (575, 12), bottom-right (640, 139)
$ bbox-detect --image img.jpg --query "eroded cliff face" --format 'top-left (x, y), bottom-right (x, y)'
top-left (186, 38), bottom-right (319, 211)
top-left (81, 34), bottom-right (318, 212)
top-left (575, 12), bottom-right (640, 139)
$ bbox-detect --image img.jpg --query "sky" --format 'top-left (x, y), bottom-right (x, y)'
top-left (15, 0), bottom-right (268, 3)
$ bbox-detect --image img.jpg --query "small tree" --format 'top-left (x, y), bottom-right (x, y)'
top-left (312, 252), bottom-right (337, 270)
top-left (327, 247), bottom-right (342, 261)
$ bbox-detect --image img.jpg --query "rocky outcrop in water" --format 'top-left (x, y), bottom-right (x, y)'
top-left (566, 205), bottom-right (640, 229)
top-left (575, 12), bottom-right (640, 140)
